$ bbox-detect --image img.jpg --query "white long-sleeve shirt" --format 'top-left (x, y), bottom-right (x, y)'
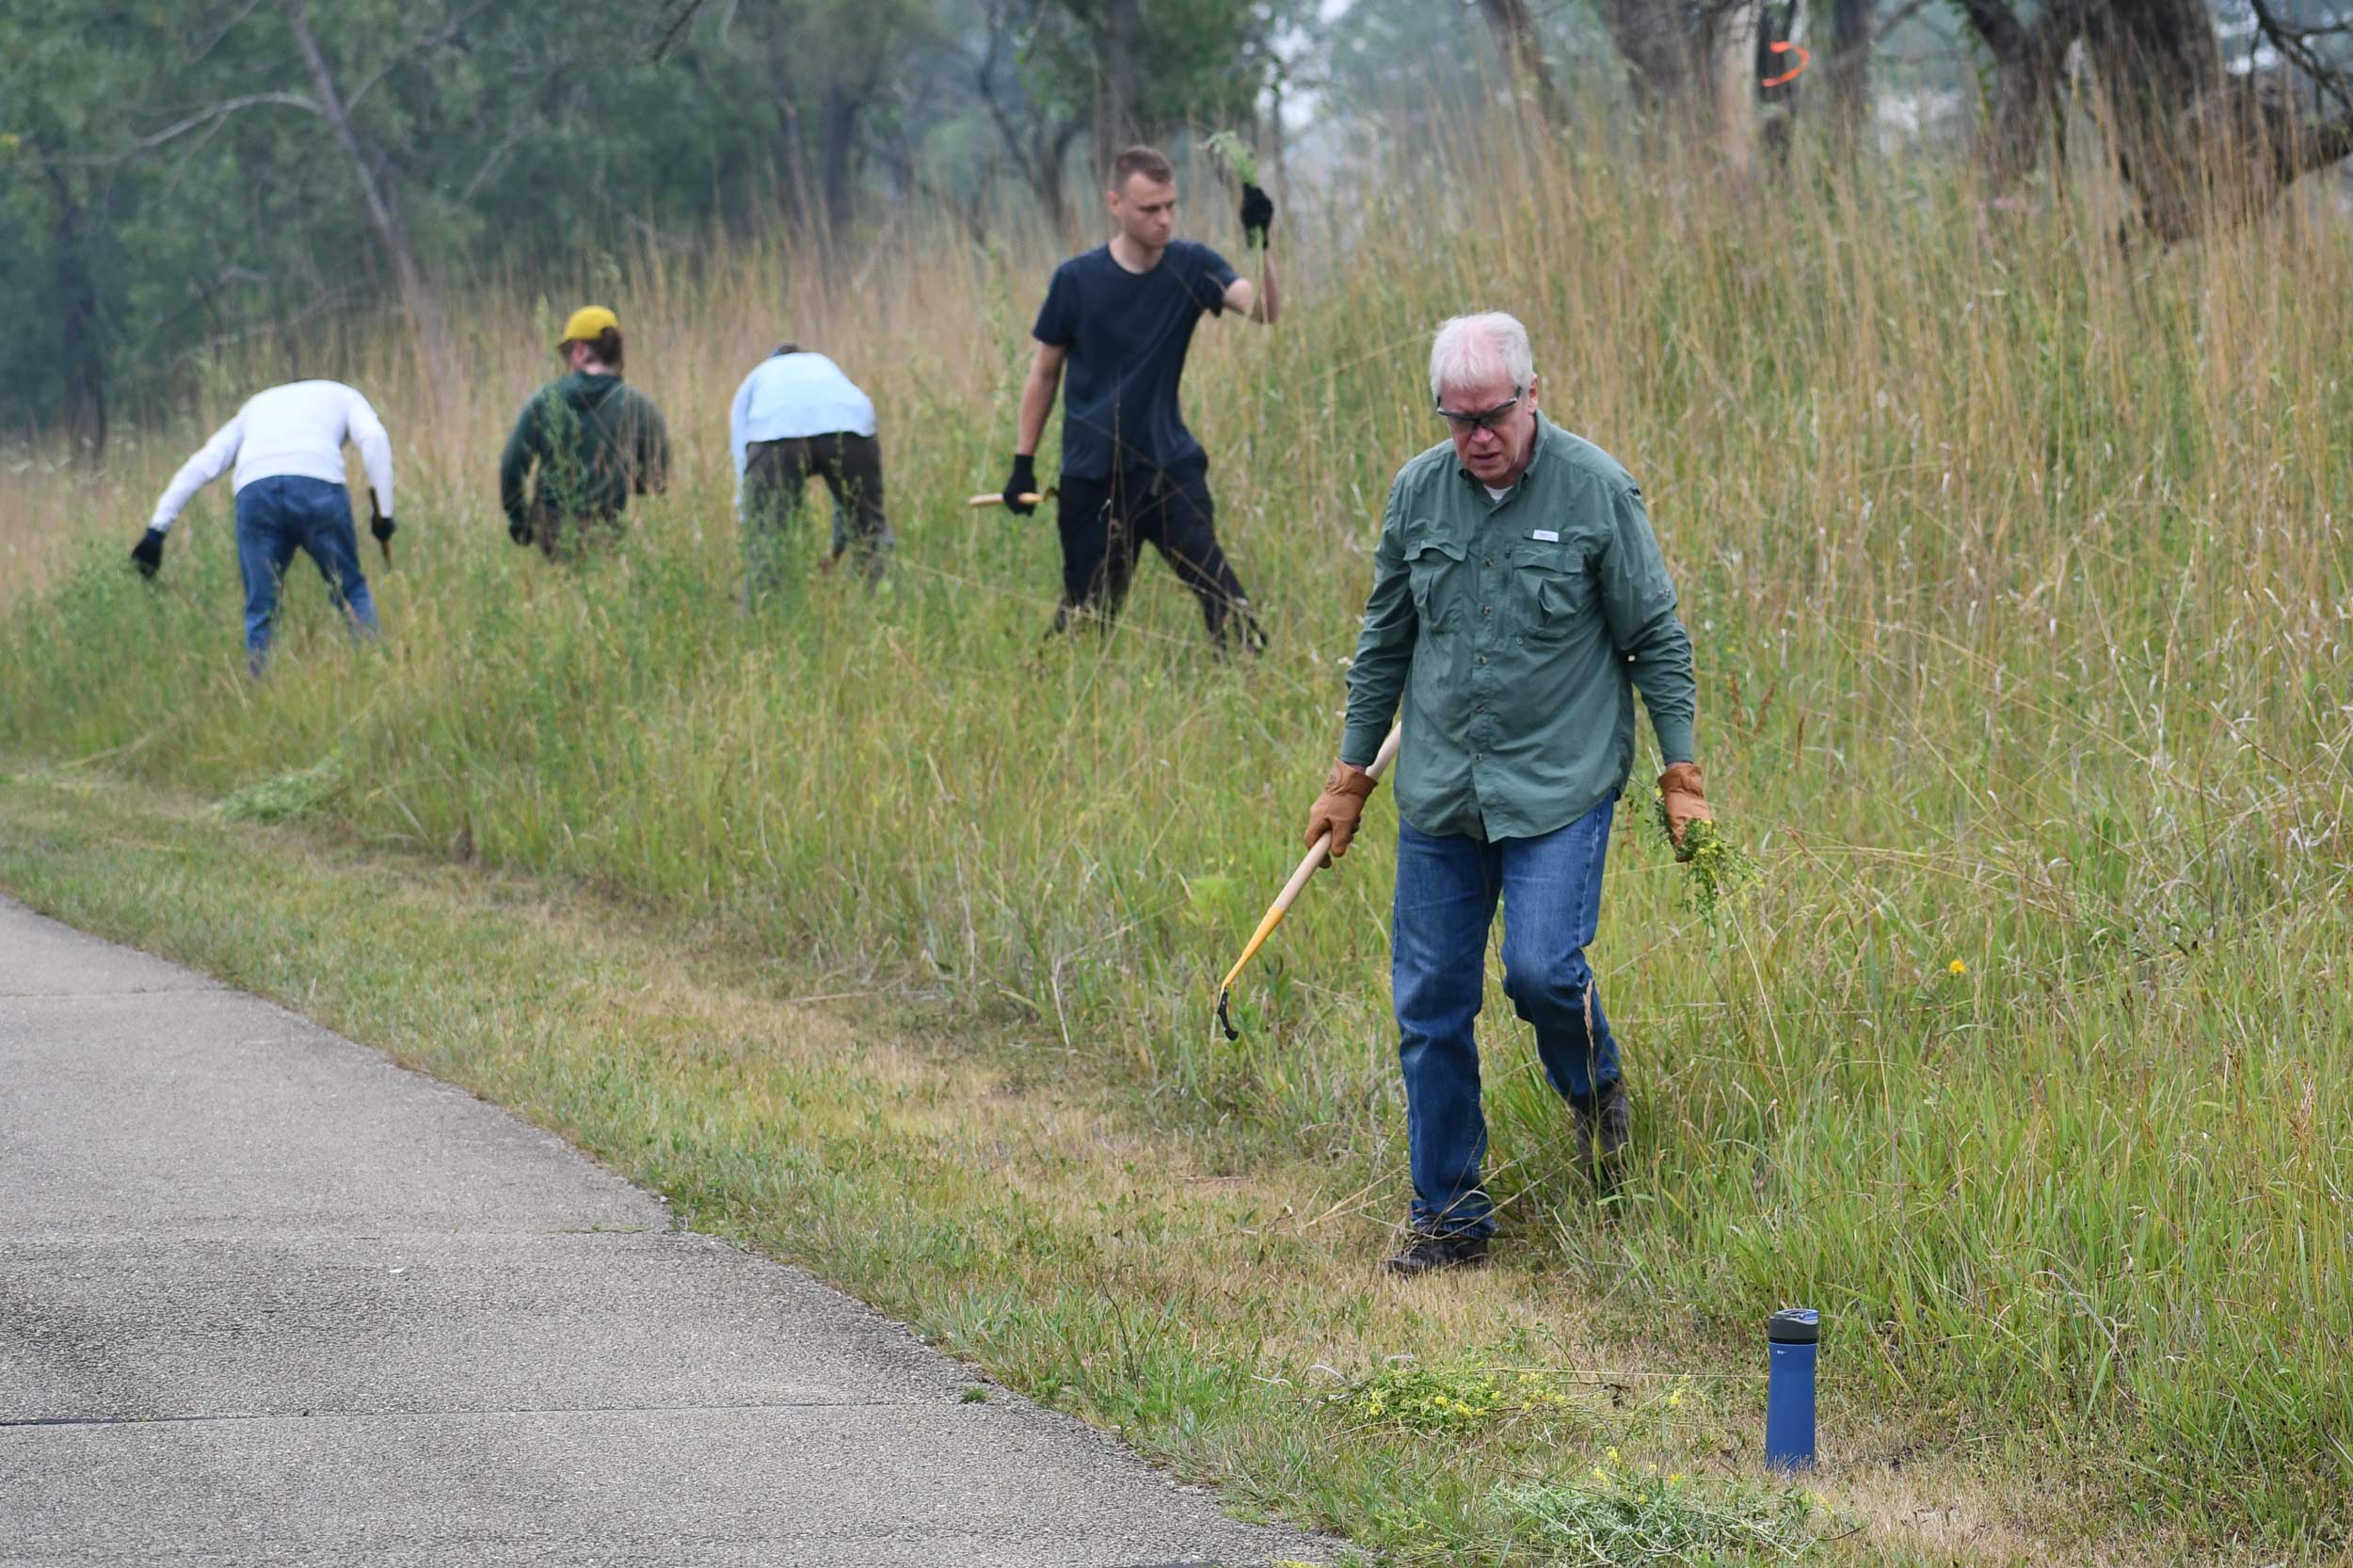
top-left (148, 380), bottom-right (394, 533)
top-left (728, 352), bottom-right (877, 480)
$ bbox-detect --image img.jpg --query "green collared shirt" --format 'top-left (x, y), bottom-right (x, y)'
top-left (1341, 416), bottom-right (1697, 841)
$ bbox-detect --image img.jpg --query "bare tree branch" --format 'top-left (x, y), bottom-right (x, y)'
top-left (1881, 0), bottom-right (1937, 34)
top-left (648, 0), bottom-right (709, 62)
top-left (184, 0), bottom-right (274, 71)
top-left (1948, 0), bottom-right (2030, 60)
top-left (344, 4), bottom-right (492, 113)
top-left (58, 93), bottom-right (321, 166)
top-left (2250, 0), bottom-right (2353, 117)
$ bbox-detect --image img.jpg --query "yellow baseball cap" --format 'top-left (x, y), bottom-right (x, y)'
top-left (557, 306), bottom-right (619, 347)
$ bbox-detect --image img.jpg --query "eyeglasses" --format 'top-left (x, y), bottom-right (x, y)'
top-left (1434, 395), bottom-right (1520, 436)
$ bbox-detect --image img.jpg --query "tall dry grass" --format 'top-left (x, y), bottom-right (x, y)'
top-left (5, 123), bottom-right (2350, 1548)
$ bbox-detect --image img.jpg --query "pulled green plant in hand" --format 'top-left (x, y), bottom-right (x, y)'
top-left (1203, 129), bottom-right (1258, 188)
top-left (1653, 797), bottom-right (1759, 925)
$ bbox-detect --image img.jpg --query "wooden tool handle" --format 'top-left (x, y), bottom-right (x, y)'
top-left (1228, 723), bottom-right (1408, 971)
top-left (968, 491), bottom-right (1046, 508)
top-left (1213, 723), bottom-right (1407, 1022)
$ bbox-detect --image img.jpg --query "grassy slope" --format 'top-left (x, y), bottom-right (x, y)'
top-left (5, 128), bottom-right (2350, 1560)
top-left (0, 768), bottom-right (2103, 1566)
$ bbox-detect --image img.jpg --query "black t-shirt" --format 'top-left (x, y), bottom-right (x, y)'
top-left (1032, 240), bottom-right (1240, 481)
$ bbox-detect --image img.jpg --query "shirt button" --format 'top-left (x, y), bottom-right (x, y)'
top-left (1484, 557), bottom-right (1493, 567)
top-left (1477, 655), bottom-right (1486, 664)
top-left (1481, 605), bottom-right (1491, 616)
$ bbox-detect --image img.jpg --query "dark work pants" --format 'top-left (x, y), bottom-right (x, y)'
top-left (530, 502), bottom-right (625, 563)
top-left (1053, 462), bottom-right (1261, 651)
top-left (743, 432), bottom-right (892, 600)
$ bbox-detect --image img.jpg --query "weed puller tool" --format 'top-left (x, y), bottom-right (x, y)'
top-left (968, 488), bottom-right (1057, 508)
top-left (1215, 724), bottom-right (1402, 1040)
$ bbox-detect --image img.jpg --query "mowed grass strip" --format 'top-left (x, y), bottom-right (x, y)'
top-left (5, 769), bottom-right (2148, 1568)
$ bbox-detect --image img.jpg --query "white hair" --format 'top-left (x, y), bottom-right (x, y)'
top-left (1428, 312), bottom-right (1535, 404)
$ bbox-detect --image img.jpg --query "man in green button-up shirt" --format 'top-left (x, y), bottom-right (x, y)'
top-left (1305, 312), bottom-right (1716, 1276)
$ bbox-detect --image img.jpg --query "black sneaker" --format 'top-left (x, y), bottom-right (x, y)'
top-left (1573, 1081), bottom-right (1631, 1181)
top-left (1383, 1231), bottom-right (1489, 1277)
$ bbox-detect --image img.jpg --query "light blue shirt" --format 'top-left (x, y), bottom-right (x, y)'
top-left (728, 352), bottom-right (877, 479)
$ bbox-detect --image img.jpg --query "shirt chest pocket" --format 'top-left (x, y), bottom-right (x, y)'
top-left (1405, 536), bottom-right (1469, 632)
top-left (1508, 537), bottom-right (1595, 640)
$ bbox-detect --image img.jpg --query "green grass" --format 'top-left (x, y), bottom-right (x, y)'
top-left (0, 770), bottom-right (1842, 1567)
top-left (4, 125), bottom-right (2350, 1562)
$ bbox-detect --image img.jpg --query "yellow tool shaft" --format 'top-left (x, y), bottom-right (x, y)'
top-left (1213, 724), bottom-right (1401, 1032)
top-left (1218, 900), bottom-right (1294, 994)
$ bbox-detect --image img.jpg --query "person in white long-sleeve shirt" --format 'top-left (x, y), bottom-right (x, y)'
top-left (133, 379), bottom-right (394, 675)
top-left (728, 344), bottom-right (891, 599)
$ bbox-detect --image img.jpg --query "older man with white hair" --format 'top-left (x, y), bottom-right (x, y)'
top-left (1306, 312), bottom-right (1712, 1275)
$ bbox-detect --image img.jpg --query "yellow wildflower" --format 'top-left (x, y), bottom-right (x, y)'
top-left (1948, 958), bottom-right (1968, 975)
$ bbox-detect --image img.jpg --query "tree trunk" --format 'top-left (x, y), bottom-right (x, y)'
top-left (43, 164), bottom-right (106, 465)
top-left (1955, 0), bottom-right (2353, 242)
top-left (1710, 0), bottom-right (1764, 172)
top-left (1591, 0), bottom-right (1704, 121)
top-left (1042, 117), bottom-right (1084, 240)
top-left (818, 79), bottom-right (860, 243)
top-left (761, 27), bottom-right (822, 243)
top-left (1476, 0), bottom-right (1565, 128)
top-left (1091, 0), bottom-right (1142, 185)
top-left (1827, 0), bottom-right (1871, 145)
top-left (1753, 0), bottom-right (1805, 168)
top-left (1948, 0), bottom-right (2091, 181)
top-left (279, 0), bottom-right (443, 352)
top-left (1266, 73), bottom-right (1289, 206)
top-left (2079, 0), bottom-right (2225, 235)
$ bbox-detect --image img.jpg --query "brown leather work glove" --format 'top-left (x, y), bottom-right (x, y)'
top-left (1305, 760), bottom-right (1380, 865)
top-left (1658, 762), bottom-right (1712, 861)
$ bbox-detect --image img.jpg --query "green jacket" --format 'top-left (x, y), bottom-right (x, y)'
top-left (499, 370), bottom-right (671, 526)
top-left (1342, 416), bottom-right (1697, 841)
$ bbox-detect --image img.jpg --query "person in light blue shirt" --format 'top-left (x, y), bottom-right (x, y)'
top-left (729, 343), bottom-right (891, 599)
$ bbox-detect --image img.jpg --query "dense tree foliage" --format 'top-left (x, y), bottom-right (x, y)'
top-left (0, 0), bottom-right (1294, 449)
top-left (5, 0), bottom-right (2350, 450)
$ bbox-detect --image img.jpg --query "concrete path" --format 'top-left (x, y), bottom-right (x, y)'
top-left (0, 898), bottom-right (1331, 1567)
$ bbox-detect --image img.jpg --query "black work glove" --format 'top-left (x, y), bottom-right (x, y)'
top-left (1003, 454), bottom-right (1038, 517)
top-left (371, 511), bottom-right (397, 546)
top-left (130, 527), bottom-right (167, 578)
top-left (507, 515), bottom-right (534, 546)
top-left (1240, 182), bottom-right (1273, 246)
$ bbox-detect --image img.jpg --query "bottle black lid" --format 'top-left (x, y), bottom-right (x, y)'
top-left (1768, 1307), bottom-right (1819, 1344)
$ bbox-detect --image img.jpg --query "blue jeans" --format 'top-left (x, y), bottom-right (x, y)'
top-left (234, 475), bottom-right (378, 675)
top-left (1392, 796), bottom-right (1619, 1239)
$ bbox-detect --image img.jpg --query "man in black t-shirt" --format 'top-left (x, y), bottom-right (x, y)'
top-left (1001, 144), bottom-right (1279, 653)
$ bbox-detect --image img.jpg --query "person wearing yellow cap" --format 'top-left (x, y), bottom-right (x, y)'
top-left (498, 306), bottom-right (671, 559)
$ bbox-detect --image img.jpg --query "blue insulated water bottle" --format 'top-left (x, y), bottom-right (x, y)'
top-left (1764, 1306), bottom-right (1818, 1471)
